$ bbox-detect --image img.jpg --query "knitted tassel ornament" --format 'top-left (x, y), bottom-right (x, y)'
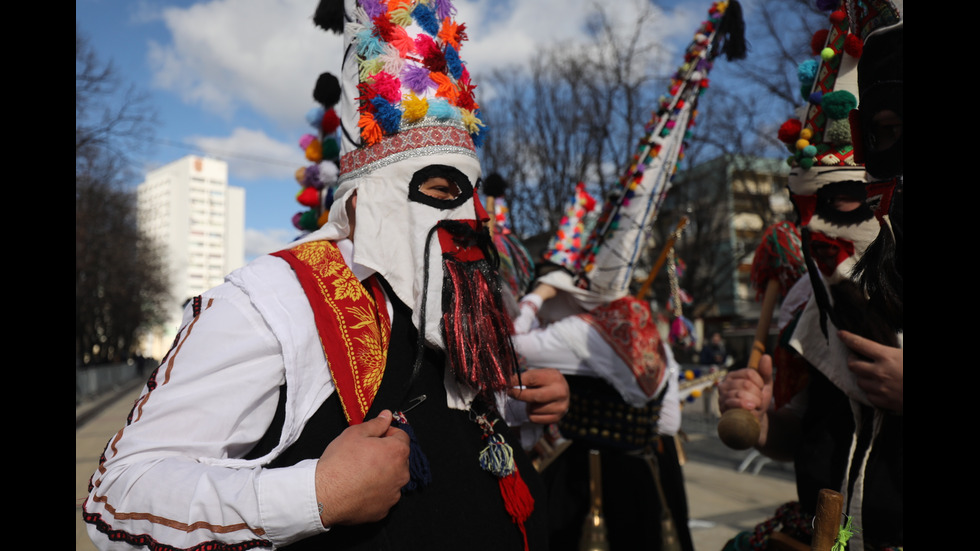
top-left (479, 433), bottom-right (516, 476)
top-left (475, 414), bottom-right (534, 551)
top-left (391, 411), bottom-right (431, 492)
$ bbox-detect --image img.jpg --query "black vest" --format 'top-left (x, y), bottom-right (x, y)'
top-left (795, 368), bottom-right (903, 549)
top-left (248, 282), bottom-right (548, 550)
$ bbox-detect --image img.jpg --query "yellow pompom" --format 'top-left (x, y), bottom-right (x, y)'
top-left (402, 92), bottom-right (429, 122)
top-left (691, 389), bottom-right (703, 399)
top-left (460, 109), bottom-right (484, 135)
top-left (795, 138), bottom-right (810, 151)
top-left (685, 370), bottom-right (695, 380)
top-left (821, 47), bottom-right (835, 61)
top-left (800, 128), bottom-right (813, 140)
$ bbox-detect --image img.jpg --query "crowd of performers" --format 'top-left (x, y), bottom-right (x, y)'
top-left (82, 0), bottom-right (901, 549)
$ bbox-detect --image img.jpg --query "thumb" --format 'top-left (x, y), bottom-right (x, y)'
top-left (359, 410), bottom-right (394, 437)
top-left (758, 354), bottom-right (774, 386)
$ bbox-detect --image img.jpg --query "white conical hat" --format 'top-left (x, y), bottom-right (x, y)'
top-left (577, 0), bottom-right (746, 298)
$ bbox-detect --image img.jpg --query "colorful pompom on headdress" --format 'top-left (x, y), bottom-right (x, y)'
top-left (313, 0), bottom-right (487, 186)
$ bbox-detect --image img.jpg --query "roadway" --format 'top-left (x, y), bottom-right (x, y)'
top-left (76, 382), bottom-right (797, 551)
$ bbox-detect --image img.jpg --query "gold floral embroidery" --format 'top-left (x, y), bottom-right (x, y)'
top-left (274, 240), bottom-right (390, 423)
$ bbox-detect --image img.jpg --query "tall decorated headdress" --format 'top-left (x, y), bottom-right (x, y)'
top-left (308, 0), bottom-right (497, 353)
top-left (573, 0), bottom-right (747, 300)
top-left (304, 4), bottom-right (537, 540)
top-left (541, 181), bottom-right (598, 274)
top-left (777, 0), bottom-right (899, 345)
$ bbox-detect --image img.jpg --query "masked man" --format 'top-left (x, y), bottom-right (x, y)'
top-left (82, 1), bottom-right (568, 549)
top-left (718, 2), bottom-right (902, 549)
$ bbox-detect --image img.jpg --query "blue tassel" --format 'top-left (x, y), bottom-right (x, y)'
top-left (355, 28), bottom-right (384, 59)
top-left (427, 99), bottom-right (460, 120)
top-left (392, 412), bottom-right (431, 491)
top-left (445, 45), bottom-right (464, 80)
top-left (412, 3), bottom-right (440, 35)
top-left (371, 97), bottom-right (403, 134)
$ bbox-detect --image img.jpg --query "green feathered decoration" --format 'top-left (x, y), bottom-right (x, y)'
top-left (831, 515), bottom-right (859, 551)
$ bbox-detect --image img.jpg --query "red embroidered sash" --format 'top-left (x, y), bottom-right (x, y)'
top-left (578, 297), bottom-right (666, 397)
top-left (272, 240), bottom-right (390, 425)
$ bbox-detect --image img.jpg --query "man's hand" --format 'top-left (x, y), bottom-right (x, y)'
top-left (839, 330), bottom-right (903, 413)
top-left (532, 283), bottom-right (557, 302)
top-left (718, 355), bottom-right (774, 422)
top-left (315, 410), bottom-right (411, 527)
top-left (507, 368), bottom-right (570, 425)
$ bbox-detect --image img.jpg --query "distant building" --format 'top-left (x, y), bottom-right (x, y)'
top-left (136, 155), bottom-right (245, 359)
top-left (655, 154), bottom-right (794, 365)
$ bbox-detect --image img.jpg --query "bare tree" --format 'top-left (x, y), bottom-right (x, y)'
top-left (641, 0), bottom-right (825, 329)
top-left (76, 23), bottom-right (169, 365)
top-left (478, 0), bottom-right (669, 240)
top-left (477, 0), bottom-right (827, 331)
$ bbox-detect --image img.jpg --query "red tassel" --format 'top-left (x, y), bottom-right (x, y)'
top-left (498, 468), bottom-right (534, 551)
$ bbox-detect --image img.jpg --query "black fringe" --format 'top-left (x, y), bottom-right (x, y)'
top-left (716, 0), bottom-right (748, 61)
top-left (312, 0), bottom-right (344, 34)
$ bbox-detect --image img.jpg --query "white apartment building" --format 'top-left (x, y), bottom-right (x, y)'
top-left (136, 155), bottom-right (245, 359)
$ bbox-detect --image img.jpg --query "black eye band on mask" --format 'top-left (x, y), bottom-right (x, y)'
top-left (408, 164), bottom-right (473, 210)
top-left (814, 180), bottom-right (876, 226)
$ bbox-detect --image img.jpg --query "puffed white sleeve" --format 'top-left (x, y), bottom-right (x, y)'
top-left (657, 345), bottom-right (682, 436)
top-left (83, 282), bottom-right (328, 550)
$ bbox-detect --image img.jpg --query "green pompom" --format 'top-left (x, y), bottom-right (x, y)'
top-left (821, 90), bottom-right (858, 119)
top-left (824, 119), bottom-right (853, 145)
top-left (300, 209), bottom-right (319, 231)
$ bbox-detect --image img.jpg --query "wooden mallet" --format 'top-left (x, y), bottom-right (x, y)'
top-left (717, 221), bottom-right (805, 450)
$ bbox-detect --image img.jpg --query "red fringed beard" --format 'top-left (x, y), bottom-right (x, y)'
top-left (436, 219), bottom-right (519, 403)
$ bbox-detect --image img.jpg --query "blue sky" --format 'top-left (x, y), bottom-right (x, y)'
top-left (77, 0), bottom-right (731, 261)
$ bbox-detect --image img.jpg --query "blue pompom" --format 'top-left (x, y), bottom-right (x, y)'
top-left (412, 3), bottom-right (440, 35)
top-left (427, 99), bottom-right (460, 120)
top-left (371, 97), bottom-right (402, 133)
top-left (445, 45), bottom-right (464, 80)
top-left (797, 59), bottom-right (818, 84)
top-left (355, 28), bottom-right (384, 59)
top-left (306, 106), bottom-right (325, 128)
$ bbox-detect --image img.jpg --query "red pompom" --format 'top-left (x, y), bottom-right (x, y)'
top-left (297, 186), bottom-right (320, 207)
top-left (778, 119), bottom-right (802, 143)
top-left (810, 29), bottom-right (829, 55)
top-left (321, 108), bottom-right (340, 134)
top-left (844, 34), bottom-right (863, 58)
top-left (829, 10), bottom-right (845, 24)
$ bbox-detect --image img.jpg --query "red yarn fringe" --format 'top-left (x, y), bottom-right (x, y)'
top-left (498, 469), bottom-right (534, 551)
top-left (441, 256), bottom-right (517, 399)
